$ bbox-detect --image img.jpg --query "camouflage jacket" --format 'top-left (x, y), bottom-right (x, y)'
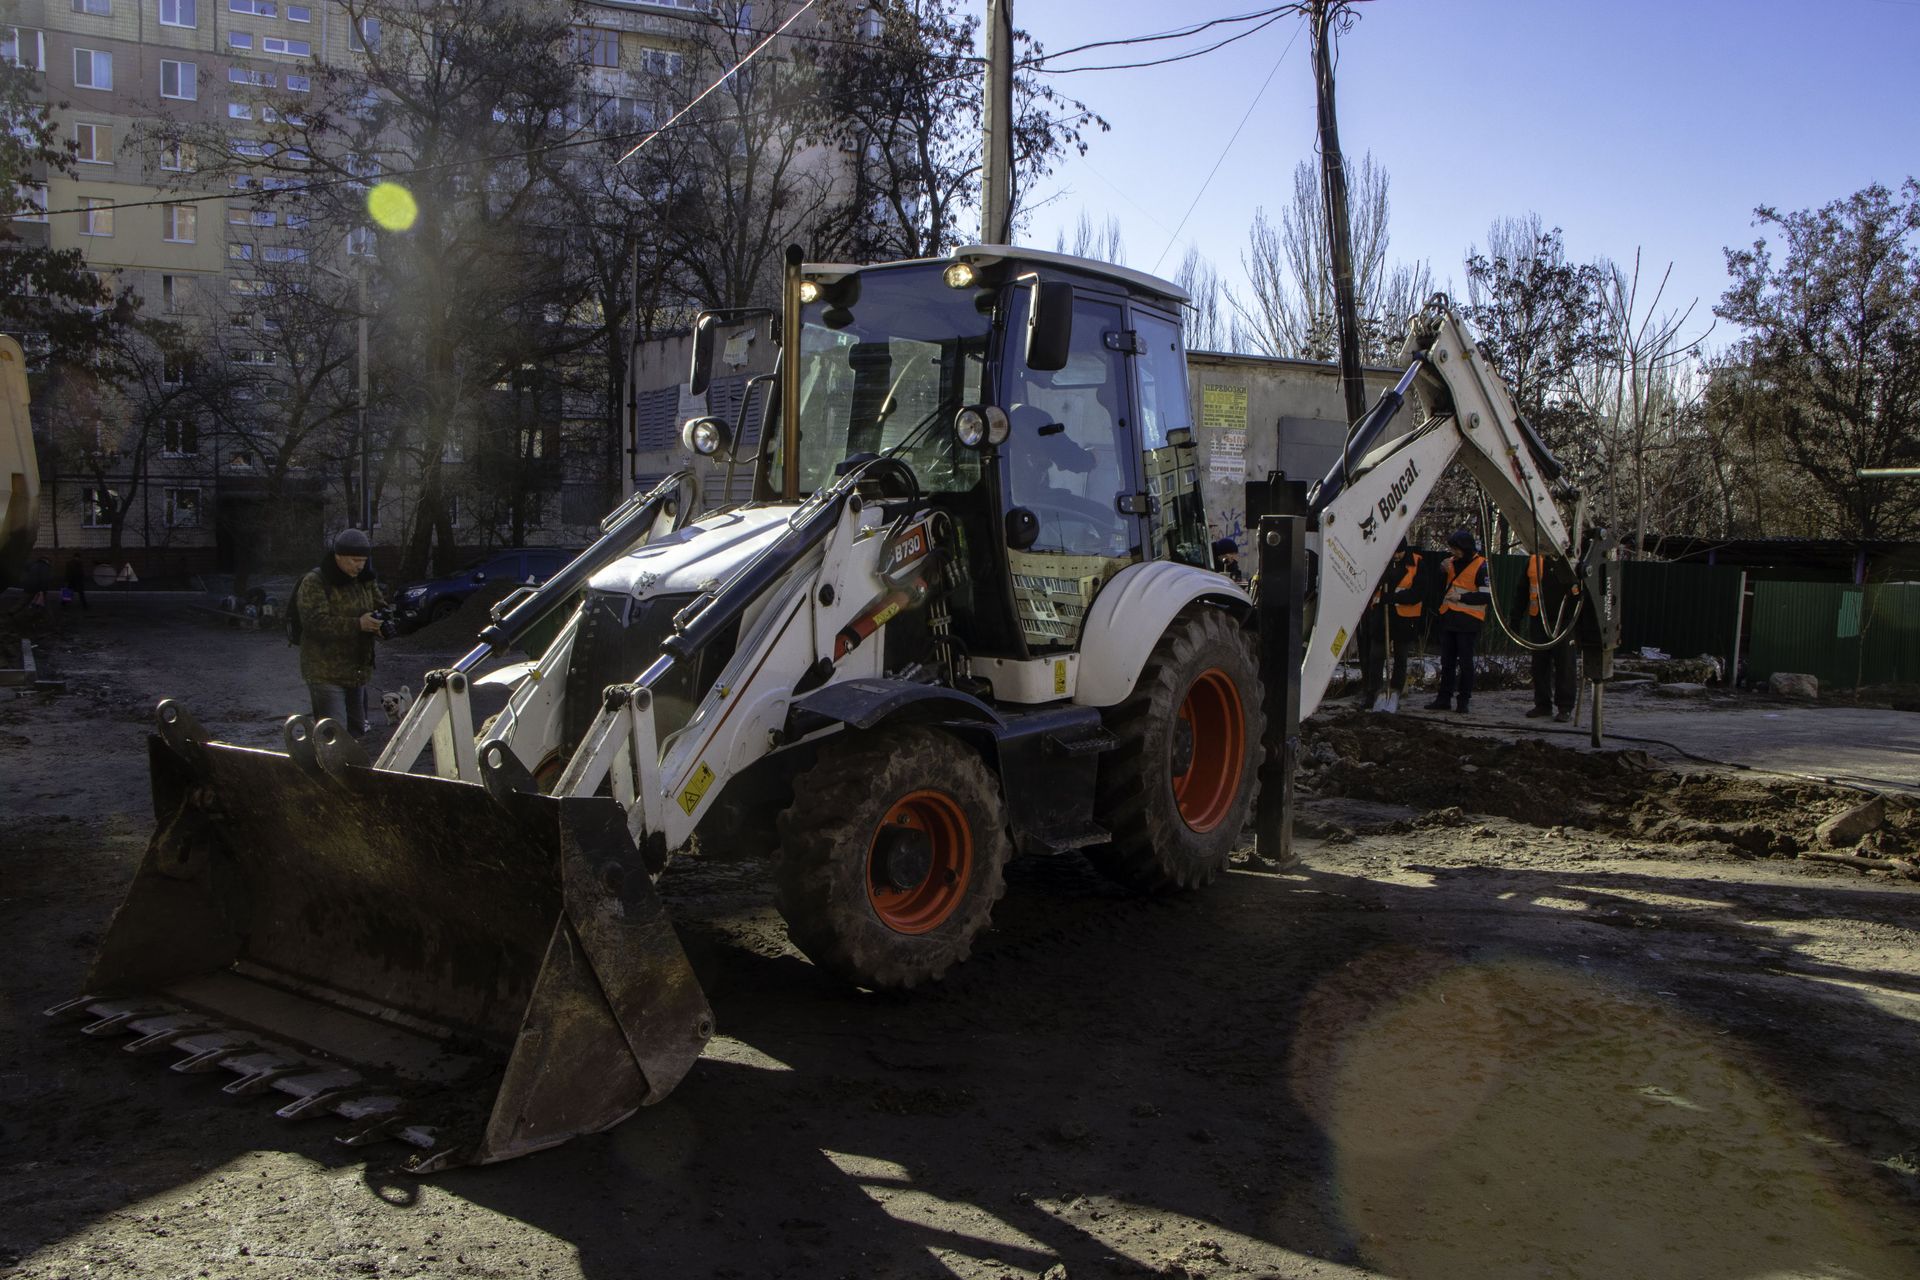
top-left (296, 566), bottom-right (383, 686)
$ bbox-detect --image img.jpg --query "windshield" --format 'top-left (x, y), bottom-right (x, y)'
top-left (779, 264), bottom-right (992, 496)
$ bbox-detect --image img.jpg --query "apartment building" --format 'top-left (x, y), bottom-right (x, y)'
top-left (8, 0), bottom-right (747, 581)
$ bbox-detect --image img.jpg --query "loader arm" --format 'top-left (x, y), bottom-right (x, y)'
top-left (1295, 302), bottom-right (1619, 721)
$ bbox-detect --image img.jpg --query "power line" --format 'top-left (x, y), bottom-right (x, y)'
top-left (1025, 6), bottom-right (1294, 65)
top-left (1035, 8), bottom-right (1297, 74)
top-left (1150, 15), bottom-right (1306, 273)
top-left (614, 0), bottom-right (816, 166)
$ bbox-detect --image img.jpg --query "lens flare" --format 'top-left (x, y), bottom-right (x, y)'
top-left (366, 182), bottom-right (418, 232)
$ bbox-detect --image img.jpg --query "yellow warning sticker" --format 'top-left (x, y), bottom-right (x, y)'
top-left (677, 761), bottom-right (716, 815)
top-left (1053, 660), bottom-right (1068, 695)
top-left (1331, 627), bottom-right (1348, 657)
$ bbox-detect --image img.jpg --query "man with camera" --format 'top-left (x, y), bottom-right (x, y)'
top-left (294, 528), bottom-right (389, 737)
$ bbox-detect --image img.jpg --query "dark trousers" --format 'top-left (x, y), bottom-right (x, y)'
top-left (1436, 627), bottom-right (1478, 707)
top-left (1532, 641), bottom-right (1578, 712)
top-left (309, 682), bottom-right (370, 737)
top-left (1359, 616), bottom-right (1421, 702)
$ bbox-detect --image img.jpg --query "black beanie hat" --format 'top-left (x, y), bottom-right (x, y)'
top-left (333, 528), bottom-right (372, 555)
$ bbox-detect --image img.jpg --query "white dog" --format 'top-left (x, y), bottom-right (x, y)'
top-left (380, 685), bottom-right (414, 725)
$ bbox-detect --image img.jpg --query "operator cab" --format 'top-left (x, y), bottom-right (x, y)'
top-left (761, 246), bottom-right (1210, 662)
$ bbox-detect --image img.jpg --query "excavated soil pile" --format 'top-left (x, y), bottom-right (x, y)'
top-left (1300, 709), bottom-right (1917, 859)
top-left (384, 582), bottom-right (518, 654)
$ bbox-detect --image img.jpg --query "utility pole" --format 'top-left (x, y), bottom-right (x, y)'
top-left (1309, 0), bottom-right (1367, 429)
top-left (980, 0), bottom-right (1013, 243)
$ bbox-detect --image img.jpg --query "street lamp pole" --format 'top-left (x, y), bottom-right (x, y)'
top-left (357, 261), bottom-right (370, 531)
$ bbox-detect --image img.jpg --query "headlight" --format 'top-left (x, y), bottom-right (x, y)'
top-left (954, 406), bottom-right (987, 448)
top-left (681, 415), bottom-right (732, 457)
top-left (953, 404), bottom-right (1009, 449)
top-left (943, 261), bottom-right (975, 289)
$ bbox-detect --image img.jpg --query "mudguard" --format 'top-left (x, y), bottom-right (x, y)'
top-left (1073, 561), bottom-right (1251, 707)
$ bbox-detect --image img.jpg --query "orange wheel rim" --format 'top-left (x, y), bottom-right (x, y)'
top-left (1172, 668), bottom-right (1245, 833)
top-left (866, 789), bottom-right (973, 934)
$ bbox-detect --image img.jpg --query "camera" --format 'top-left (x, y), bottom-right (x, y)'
top-left (370, 607), bottom-right (400, 641)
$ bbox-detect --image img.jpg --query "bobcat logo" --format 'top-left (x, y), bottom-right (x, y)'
top-left (1358, 511), bottom-right (1379, 541)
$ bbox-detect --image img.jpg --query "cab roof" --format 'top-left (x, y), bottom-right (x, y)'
top-left (801, 244), bottom-right (1189, 307)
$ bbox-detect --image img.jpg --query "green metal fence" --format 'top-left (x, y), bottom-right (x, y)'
top-left (1474, 555), bottom-right (1745, 675)
top-left (1749, 580), bottom-right (1920, 689)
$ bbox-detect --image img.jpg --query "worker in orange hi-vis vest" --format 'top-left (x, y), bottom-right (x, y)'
top-left (1425, 528), bottom-right (1489, 715)
top-left (1515, 551), bottom-right (1580, 722)
top-left (1356, 538), bottom-right (1427, 711)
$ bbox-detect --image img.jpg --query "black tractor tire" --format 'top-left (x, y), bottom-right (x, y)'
top-left (1090, 607), bottom-right (1265, 893)
top-left (774, 724), bottom-right (1011, 991)
top-left (427, 597), bottom-right (461, 624)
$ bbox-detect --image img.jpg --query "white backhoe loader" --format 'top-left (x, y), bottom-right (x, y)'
top-left (52, 246), bottom-right (1616, 1171)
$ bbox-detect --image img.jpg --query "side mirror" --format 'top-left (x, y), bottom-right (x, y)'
top-left (1025, 280), bottom-right (1074, 372)
top-left (689, 313), bottom-right (719, 396)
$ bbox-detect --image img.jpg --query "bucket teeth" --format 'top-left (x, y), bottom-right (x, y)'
top-left (273, 1080), bottom-right (374, 1121)
top-left (170, 1040), bottom-right (256, 1073)
top-left (81, 1008), bottom-right (165, 1035)
top-left (221, 1063), bottom-right (306, 1096)
top-left (336, 1110), bottom-right (408, 1147)
top-left (124, 1021), bottom-right (220, 1054)
top-left (44, 994), bottom-right (103, 1018)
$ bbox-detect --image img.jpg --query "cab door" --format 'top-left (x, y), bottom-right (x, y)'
top-left (1128, 307), bottom-right (1210, 567)
top-left (1000, 291), bottom-right (1145, 648)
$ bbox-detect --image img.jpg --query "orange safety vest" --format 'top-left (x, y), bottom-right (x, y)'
top-left (1368, 553), bottom-right (1424, 619)
top-left (1440, 554), bottom-right (1487, 620)
top-left (1526, 553), bottom-right (1580, 617)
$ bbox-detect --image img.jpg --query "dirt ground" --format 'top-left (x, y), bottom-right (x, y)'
top-left (3, 597), bottom-right (1919, 1280)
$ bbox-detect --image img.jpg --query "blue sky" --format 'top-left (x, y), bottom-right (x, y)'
top-left (988, 0), bottom-right (1920, 345)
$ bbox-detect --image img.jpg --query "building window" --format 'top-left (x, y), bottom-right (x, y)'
top-left (346, 226), bottom-right (374, 257)
top-left (574, 27), bottom-right (618, 67)
top-left (12, 185), bottom-right (48, 223)
top-left (229, 278), bottom-right (267, 297)
top-left (227, 101), bottom-right (252, 119)
top-left (229, 0), bottom-right (275, 12)
top-left (639, 48), bottom-right (683, 78)
top-left (348, 16), bottom-right (378, 52)
top-left (286, 3), bottom-right (309, 19)
top-left (232, 140), bottom-right (267, 158)
top-left (228, 31), bottom-right (252, 50)
top-left (161, 274), bottom-right (194, 312)
top-left (163, 204), bottom-right (196, 243)
top-left (262, 244), bottom-right (307, 263)
top-left (159, 0), bottom-right (196, 27)
top-left (160, 59), bottom-right (196, 99)
top-left (82, 487), bottom-right (117, 528)
top-left (72, 0), bottom-right (111, 15)
top-left (285, 211), bottom-right (307, 228)
top-left (73, 47), bottom-right (111, 89)
top-left (262, 36), bottom-right (309, 56)
top-left (73, 122), bottom-right (112, 164)
top-left (284, 72), bottom-right (309, 91)
top-left (161, 354), bottom-right (191, 384)
top-left (162, 417), bottom-right (199, 456)
top-left (159, 140), bottom-right (196, 171)
top-left (229, 65), bottom-right (274, 86)
top-left (228, 243), bottom-right (254, 260)
top-left (164, 488), bottom-right (201, 529)
top-left (79, 197), bottom-right (113, 236)
top-left (3, 27), bottom-right (46, 71)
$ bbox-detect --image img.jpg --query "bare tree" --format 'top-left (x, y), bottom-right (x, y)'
top-left (1058, 211), bottom-right (1125, 263)
top-left (1570, 251), bottom-right (1713, 552)
top-left (1234, 153), bottom-right (1427, 362)
top-left (1174, 247), bottom-right (1236, 352)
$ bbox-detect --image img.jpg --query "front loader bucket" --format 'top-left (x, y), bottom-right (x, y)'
top-left (49, 702), bottom-right (712, 1173)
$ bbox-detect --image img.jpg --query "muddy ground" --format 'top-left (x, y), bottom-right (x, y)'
top-left (3, 597), bottom-right (1919, 1279)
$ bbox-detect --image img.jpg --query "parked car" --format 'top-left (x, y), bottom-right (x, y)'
top-left (391, 547), bottom-right (577, 631)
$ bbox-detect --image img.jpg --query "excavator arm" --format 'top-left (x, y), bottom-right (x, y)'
top-left (1294, 301), bottom-right (1620, 722)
